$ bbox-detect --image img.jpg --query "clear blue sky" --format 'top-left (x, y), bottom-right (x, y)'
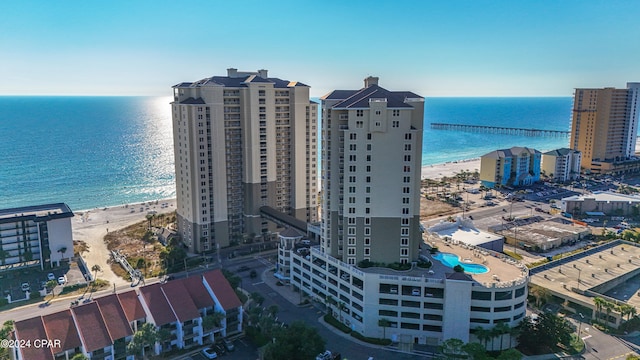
top-left (2, 0), bottom-right (639, 97)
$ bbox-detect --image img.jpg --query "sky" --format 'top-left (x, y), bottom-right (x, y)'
top-left (1, 0), bottom-right (639, 97)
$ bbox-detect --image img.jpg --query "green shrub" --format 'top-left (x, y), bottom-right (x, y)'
top-left (350, 331), bottom-right (392, 345)
top-left (324, 314), bottom-right (351, 333)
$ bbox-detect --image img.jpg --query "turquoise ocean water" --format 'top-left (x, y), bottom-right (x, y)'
top-left (0, 96), bottom-right (570, 211)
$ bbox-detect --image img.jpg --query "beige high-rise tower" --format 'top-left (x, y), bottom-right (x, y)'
top-left (171, 69), bottom-right (318, 253)
top-left (570, 82), bottom-right (640, 174)
top-left (320, 77), bottom-right (424, 265)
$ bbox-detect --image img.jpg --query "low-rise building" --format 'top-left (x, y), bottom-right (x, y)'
top-left (541, 148), bottom-right (582, 182)
top-left (480, 147), bottom-right (541, 188)
top-left (561, 191), bottom-right (640, 217)
top-left (426, 217), bottom-right (504, 252)
top-left (494, 218), bottom-right (591, 252)
top-left (12, 270), bottom-right (241, 360)
top-left (0, 203), bottom-right (74, 272)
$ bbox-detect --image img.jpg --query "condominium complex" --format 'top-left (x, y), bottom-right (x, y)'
top-left (479, 147), bottom-right (541, 188)
top-left (570, 83), bottom-right (640, 174)
top-left (171, 69), bottom-right (318, 252)
top-left (12, 270), bottom-right (242, 360)
top-left (541, 148), bottom-right (582, 183)
top-left (319, 76), bottom-right (424, 265)
top-left (0, 203), bottom-right (74, 272)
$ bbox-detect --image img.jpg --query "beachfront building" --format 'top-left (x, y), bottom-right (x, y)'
top-left (560, 191), bottom-right (640, 217)
top-left (284, 77), bottom-right (528, 349)
top-left (319, 76), bottom-right (424, 265)
top-left (171, 68), bottom-right (318, 252)
top-left (479, 147), bottom-right (541, 188)
top-left (570, 83), bottom-right (640, 175)
top-left (0, 203), bottom-right (74, 272)
top-left (12, 270), bottom-right (241, 360)
top-left (541, 148), bottom-right (582, 183)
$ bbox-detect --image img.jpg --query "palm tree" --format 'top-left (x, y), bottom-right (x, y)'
top-left (473, 326), bottom-right (491, 349)
top-left (493, 322), bottom-right (510, 351)
top-left (378, 318), bottom-right (391, 339)
top-left (593, 297), bottom-right (606, 324)
top-left (325, 295), bottom-right (334, 316)
top-left (58, 246), bottom-right (67, 261)
top-left (603, 300), bottom-right (615, 327)
top-left (91, 264), bottom-right (102, 283)
top-left (338, 301), bottom-right (346, 322)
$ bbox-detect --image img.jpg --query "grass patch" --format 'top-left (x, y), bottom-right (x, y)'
top-left (324, 314), bottom-right (351, 333)
top-left (568, 334), bottom-right (585, 354)
top-left (503, 250), bottom-right (523, 260)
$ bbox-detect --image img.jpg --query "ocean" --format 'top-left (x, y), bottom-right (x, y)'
top-left (0, 96), bottom-right (571, 211)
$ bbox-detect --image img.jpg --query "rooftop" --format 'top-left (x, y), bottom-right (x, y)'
top-left (562, 190), bottom-right (640, 203)
top-left (0, 203), bottom-right (73, 222)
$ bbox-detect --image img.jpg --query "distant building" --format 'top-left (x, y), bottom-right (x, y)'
top-left (479, 147), bottom-right (541, 188)
top-left (0, 203), bottom-right (74, 272)
top-left (541, 148), bottom-right (582, 182)
top-left (570, 83), bottom-right (640, 174)
top-left (561, 191), bottom-right (640, 217)
top-left (171, 68), bottom-right (318, 252)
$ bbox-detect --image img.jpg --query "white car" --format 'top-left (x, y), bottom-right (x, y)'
top-left (201, 347), bottom-right (218, 359)
top-left (58, 276), bottom-right (67, 285)
top-left (47, 273), bottom-right (56, 281)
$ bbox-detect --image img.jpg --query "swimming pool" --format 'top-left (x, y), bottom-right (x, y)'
top-left (432, 252), bottom-right (489, 274)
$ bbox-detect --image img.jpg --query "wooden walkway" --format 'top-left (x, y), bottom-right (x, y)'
top-left (430, 123), bottom-right (569, 137)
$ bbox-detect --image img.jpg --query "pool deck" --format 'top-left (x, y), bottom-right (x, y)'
top-left (426, 237), bottom-right (528, 287)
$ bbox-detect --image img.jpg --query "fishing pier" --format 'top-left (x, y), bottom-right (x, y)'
top-left (431, 123), bottom-right (569, 137)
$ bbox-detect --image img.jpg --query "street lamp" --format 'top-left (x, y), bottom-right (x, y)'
top-left (577, 268), bottom-right (582, 290)
top-left (578, 313), bottom-right (584, 337)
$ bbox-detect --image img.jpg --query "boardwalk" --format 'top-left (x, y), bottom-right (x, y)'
top-left (431, 123), bottom-right (569, 137)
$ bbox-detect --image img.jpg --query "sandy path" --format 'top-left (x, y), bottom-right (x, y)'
top-left (72, 198), bottom-right (177, 286)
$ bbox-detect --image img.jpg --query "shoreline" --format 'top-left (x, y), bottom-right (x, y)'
top-left (421, 157), bottom-right (481, 180)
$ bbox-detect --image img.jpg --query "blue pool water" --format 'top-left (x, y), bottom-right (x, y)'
top-left (433, 252), bottom-right (489, 274)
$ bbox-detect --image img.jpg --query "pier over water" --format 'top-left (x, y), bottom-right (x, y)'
top-left (431, 123), bottom-right (569, 137)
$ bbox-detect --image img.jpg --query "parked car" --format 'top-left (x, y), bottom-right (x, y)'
top-left (47, 273), bottom-right (56, 281)
top-left (202, 347), bottom-right (218, 359)
top-left (58, 276), bottom-right (67, 285)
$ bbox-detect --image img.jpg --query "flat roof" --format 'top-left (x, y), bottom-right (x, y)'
top-left (427, 217), bottom-right (503, 246)
top-left (0, 203), bottom-right (74, 223)
top-left (529, 240), bottom-right (640, 309)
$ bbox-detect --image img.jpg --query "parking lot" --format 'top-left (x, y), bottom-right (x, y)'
top-left (0, 259), bottom-right (90, 302)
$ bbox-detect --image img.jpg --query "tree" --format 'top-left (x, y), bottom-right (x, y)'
top-left (202, 311), bottom-right (225, 332)
top-left (58, 246), bottom-right (67, 260)
top-left (493, 322), bottom-right (511, 351)
top-left (70, 354), bottom-right (89, 360)
top-left (473, 326), bottom-right (491, 349)
top-left (453, 264), bottom-right (465, 273)
top-left (602, 300), bottom-right (616, 326)
top-left (496, 348), bottom-right (523, 360)
top-left (378, 318), bottom-right (391, 339)
top-left (91, 264), bottom-right (102, 282)
top-left (440, 338), bottom-right (465, 360)
top-left (127, 322), bottom-right (158, 359)
top-left (0, 321), bottom-right (14, 359)
top-left (593, 297), bottom-right (606, 324)
top-left (462, 342), bottom-right (489, 360)
top-left (263, 321), bottom-right (325, 360)
top-left (46, 280), bottom-right (58, 297)
top-left (250, 292), bottom-right (265, 306)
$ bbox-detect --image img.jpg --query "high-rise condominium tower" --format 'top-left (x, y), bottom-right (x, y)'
top-left (171, 68), bottom-right (318, 252)
top-left (570, 82), bottom-right (640, 173)
top-left (320, 77), bottom-right (424, 265)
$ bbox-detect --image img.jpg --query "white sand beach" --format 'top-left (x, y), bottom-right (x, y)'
top-left (72, 199), bottom-right (177, 286)
top-left (421, 158), bottom-right (481, 180)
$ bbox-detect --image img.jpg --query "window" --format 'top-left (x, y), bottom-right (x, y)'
top-left (348, 237), bottom-right (356, 245)
top-left (347, 227), bottom-right (356, 235)
top-left (349, 133), bottom-right (357, 140)
top-left (401, 238), bottom-right (409, 246)
top-left (366, 144), bottom-right (372, 151)
top-left (404, 166), bottom-right (411, 173)
top-left (393, 109), bottom-right (400, 117)
top-left (402, 208), bottom-right (409, 214)
top-left (356, 121), bottom-right (364, 128)
top-left (364, 248), bottom-right (370, 255)
top-left (405, 133), bottom-right (412, 140)
top-left (392, 120), bottom-right (399, 128)
top-left (401, 218), bottom-right (409, 225)
top-left (401, 228), bottom-right (409, 236)
top-left (348, 186), bottom-right (356, 193)
top-left (404, 144), bottom-right (411, 151)
top-left (348, 248), bottom-right (355, 255)
top-left (348, 197), bottom-right (355, 204)
top-left (364, 237), bottom-right (371, 245)
top-left (401, 248), bottom-right (408, 256)
top-left (402, 187), bottom-right (410, 194)
top-left (364, 217), bottom-right (370, 225)
top-left (404, 154), bottom-right (411, 162)
top-left (348, 217), bottom-right (356, 224)
top-left (364, 227), bottom-right (370, 235)
top-left (402, 197), bottom-right (410, 204)
top-left (403, 176), bottom-right (411, 183)
top-left (366, 176), bottom-right (371, 183)
top-left (356, 110), bottom-right (364, 117)
top-left (350, 144), bottom-right (357, 151)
